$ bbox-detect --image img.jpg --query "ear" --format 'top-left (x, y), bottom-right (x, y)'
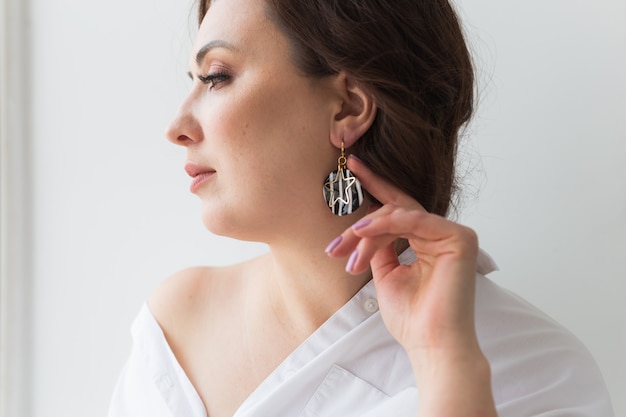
top-left (329, 73), bottom-right (377, 149)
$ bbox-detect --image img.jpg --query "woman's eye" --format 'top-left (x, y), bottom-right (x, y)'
top-left (198, 72), bottom-right (231, 91)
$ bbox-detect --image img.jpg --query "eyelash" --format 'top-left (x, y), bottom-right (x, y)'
top-left (198, 71), bottom-right (231, 91)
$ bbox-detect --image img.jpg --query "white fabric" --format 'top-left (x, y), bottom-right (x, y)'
top-left (108, 250), bottom-right (614, 416)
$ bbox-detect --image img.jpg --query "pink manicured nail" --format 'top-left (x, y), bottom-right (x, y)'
top-left (346, 249), bottom-right (359, 273)
top-left (325, 236), bottom-right (343, 253)
top-left (352, 218), bottom-right (372, 230)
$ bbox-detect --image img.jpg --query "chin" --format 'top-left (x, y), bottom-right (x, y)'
top-left (200, 210), bottom-right (236, 238)
top-left (199, 204), bottom-right (266, 242)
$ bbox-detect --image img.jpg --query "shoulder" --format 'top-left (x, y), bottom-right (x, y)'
top-left (474, 275), bottom-right (613, 416)
top-left (147, 263), bottom-right (245, 339)
top-left (147, 267), bottom-right (213, 337)
top-left (148, 266), bottom-right (214, 318)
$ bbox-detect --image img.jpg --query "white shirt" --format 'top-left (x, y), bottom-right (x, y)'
top-left (107, 250), bottom-right (614, 416)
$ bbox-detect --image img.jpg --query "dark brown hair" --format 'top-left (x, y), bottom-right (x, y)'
top-left (198, 0), bottom-right (474, 216)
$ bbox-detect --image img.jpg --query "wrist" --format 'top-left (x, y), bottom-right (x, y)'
top-left (409, 348), bottom-right (497, 417)
top-left (408, 344), bottom-right (491, 387)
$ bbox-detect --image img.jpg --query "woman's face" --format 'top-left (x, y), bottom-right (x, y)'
top-left (166, 0), bottom-right (341, 242)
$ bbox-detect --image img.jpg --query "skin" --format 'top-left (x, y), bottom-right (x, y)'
top-left (153, 0), bottom-right (498, 416)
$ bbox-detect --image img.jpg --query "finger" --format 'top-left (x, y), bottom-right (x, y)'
top-left (347, 154), bottom-right (423, 209)
top-left (325, 229), bottom-right (362, 258)
top-left (369, 242), bottom-right (403, 279)
top-left (346, 234), bottom-right (397, 274)
top-left (348, 237), bottom-right (402, 278)
top-left (353, 207), bottom-right (474, 251)
top-left (325, 204), bottom-right (395, 258)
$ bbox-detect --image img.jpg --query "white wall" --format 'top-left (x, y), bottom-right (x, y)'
top-left (2, 0), bottom-right (623, 415)
top-left (457, 2), bottom-right (625, 415)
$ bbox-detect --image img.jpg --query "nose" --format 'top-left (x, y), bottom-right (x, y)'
top-left (166, 94), bottom-right (203, 147)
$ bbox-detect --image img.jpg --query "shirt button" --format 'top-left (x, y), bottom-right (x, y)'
top-left (364, 298), bottom-right (379, 313)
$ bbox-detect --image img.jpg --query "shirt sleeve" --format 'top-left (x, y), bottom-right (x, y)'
top-left (107, 304), bottom-right (207, 417)
top-left (357, 276), bottom-right (614, 417)
top-left (475, 276), bottom-right (614, 416)
top-left (107, 338), bottom-right (174, 417)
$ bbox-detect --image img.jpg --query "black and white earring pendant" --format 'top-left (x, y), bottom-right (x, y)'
top-left (323, 141), bottom-right (364, 216)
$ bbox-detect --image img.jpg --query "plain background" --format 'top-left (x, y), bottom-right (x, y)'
top-left (1, 0), bottom-right (624, 416)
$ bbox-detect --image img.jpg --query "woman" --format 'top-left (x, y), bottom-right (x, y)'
top-left (108, 0), bottom-right (613, 416)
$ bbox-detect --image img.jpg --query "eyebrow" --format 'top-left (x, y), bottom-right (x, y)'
top-left (187, 39), bottom-right (238, 80)
top-left (195, 39), bottom-right (238, 66)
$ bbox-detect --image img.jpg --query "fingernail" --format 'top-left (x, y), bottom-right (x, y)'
top-left (352, 218), bottom-right (372, 230)
top-left (348, 154), bottom-right (362, 163)
top-left (325, 236), bottom-right (343, 253)
top-left (346, 249), bottom-right (359, 273)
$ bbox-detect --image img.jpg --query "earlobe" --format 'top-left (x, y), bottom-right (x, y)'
top-left (330, 74), bottom-right (377, 148)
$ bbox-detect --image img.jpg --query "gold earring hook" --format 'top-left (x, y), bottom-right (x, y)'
top-left (338, 140), bottom-right (347, 171)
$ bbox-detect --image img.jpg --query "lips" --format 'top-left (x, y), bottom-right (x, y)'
top-left (184, 162), bottom-right (216, 192)
top-left (185, 162), bottom-right (215, 178)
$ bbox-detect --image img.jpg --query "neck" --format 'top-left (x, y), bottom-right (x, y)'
top-left (251, 225), bottom-right (371, 338)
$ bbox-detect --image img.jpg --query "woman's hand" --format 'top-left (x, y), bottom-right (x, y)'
top-left (326, 155), bottom-right (497, 416)
top-left (327, 155), bottom-right (479, 355)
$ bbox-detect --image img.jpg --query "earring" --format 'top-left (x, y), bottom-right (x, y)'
top-left (323, 141), bottom-right (364, 216)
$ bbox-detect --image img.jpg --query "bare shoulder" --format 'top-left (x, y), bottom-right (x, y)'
top-left (148, 266), bottom-right (215, 322)
top-left (147, 263), bottom-right (245, 337)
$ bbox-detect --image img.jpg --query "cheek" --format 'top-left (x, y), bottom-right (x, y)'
top-left (204, 84), bottom-right (284, 155)
top-left (236, 72), bottom-right (329, 140)
top-left (201, 74), bottom-right (335, 197)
